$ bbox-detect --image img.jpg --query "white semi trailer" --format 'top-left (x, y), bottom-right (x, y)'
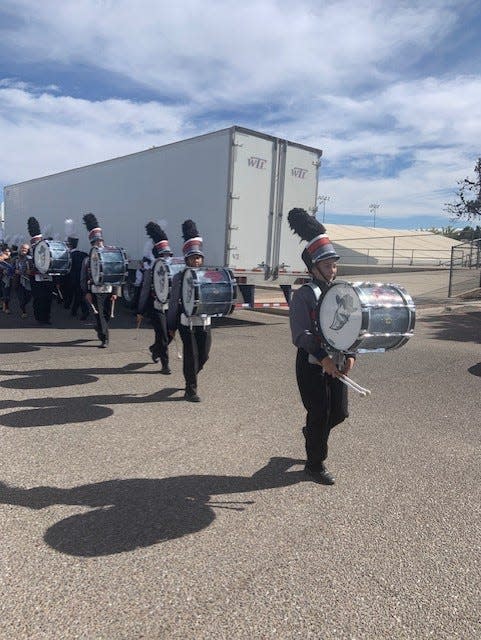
top-left (3, 126), bottom-right (322, 298)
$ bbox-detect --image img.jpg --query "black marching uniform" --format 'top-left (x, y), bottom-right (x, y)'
top-left (81, 213), bottom-right (119, 348)
top-left (287, 208), bottom-right (355, 485)
top-left (137, 266), bottom-right (171, 373)
top-left (167, 219), bottom-right (211, 402)
top-left (290, 280), bottom-right (349, 468)
top-left (26, 217), bottom-right (54, 324)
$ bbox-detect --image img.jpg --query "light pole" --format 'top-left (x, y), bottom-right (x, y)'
top-left (369, 203), bottom-right (380, 228)
top-left (318, 195), bottom-right (330, 223)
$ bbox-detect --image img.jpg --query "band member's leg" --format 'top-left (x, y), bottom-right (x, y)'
top-left (195, 326), bottom-right (211, 372)
top-left (179, 324), bottom-right (198, 394)
top-left (296, 349), bottom-right (331, 470)
top-left (93, 293), bottom-right (110, 345)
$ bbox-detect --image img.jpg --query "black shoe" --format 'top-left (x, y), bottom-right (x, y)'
top-left (184, 391), bottom-right (201, 403)
top-left (304, 465), bottom-right (335, 485)
top-left (98, 341), bottom-right (108, 349)
top-left (160, 366), bottom-right (171, 375)
top-left (149, 345), bottom-right (159, 363)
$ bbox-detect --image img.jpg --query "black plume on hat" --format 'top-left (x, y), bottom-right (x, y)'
top-left (287, 207), bottom-right (339, 270)
top-left (181, 219), bottom-right (199, 241)
top-left (27, 216), bottom-right (42, 237)
top-left (83, 213), bottom-right (99, 231)
top-left (145, 221), bottom-right (167, 243)
top-left (287, 208), bottom-right (326, 241)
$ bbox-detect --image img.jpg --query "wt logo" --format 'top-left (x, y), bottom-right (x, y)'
top-left (248, 156), bottom-right (268, 169)
top-left (292, 167), bottom-right (308, 179)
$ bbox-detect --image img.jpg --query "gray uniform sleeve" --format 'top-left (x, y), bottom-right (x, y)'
top-left (137, 270), bottom-right (152, 315)
top-left (167, 272), bottom-right (182, 331)
top-left (289, 285), bottom-right (329, 362)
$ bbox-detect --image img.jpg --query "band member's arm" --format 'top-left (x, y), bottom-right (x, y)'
top-left (167, 273), bottom-right (182, 334)
top-left (289, 287), bottom-right (329, 362)
top-left (136, 270), bottom-right (151, 316)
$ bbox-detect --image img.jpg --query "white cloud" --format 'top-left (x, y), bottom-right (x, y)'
top-left (0, 0), bottom-right (480, 225)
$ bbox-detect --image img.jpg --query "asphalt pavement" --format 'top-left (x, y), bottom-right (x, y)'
top-left (0, 286), bottom-right (480, 639)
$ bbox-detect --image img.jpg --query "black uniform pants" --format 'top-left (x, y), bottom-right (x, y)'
top-left (31, 280), bottom-right (54, 322)
top-left (17, 285), bottom-right (32, 313)
top-left (149, 309), bottom-right (170, 368)
top-left (179, 323), bottom-right (211, 393)
top-left (296, 349), bottom-right (348, 469)
top-left (92, 293), bottom-right (112, 343)
top-left (71, 286), bottom-right (89, 316)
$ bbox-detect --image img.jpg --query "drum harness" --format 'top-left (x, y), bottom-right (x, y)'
top-left (305, 281), bottom-right (346, 370)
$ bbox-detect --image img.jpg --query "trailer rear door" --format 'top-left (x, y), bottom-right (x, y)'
top-left (227, 130), bottom-right (278, 273)
top-left (272, 143), bottom-right (322, 275)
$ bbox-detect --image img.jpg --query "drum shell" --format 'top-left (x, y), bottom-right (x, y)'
top-left (317, 281), bottom-right (416, 353)
top-left (181, 267), bottom-right (237, 317)
top-left (152, 258), bottom-right (185, 304)
top-left (33, 240), bottom-right (71, 275)
top-left (90, 246), bottom-right (128, 286)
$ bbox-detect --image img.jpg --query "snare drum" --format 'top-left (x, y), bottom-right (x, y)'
top-left (33, 240), bottom-right (71, 275)
top-left (90, 246), bottom-right (128, 286)
top-left (181, 267), bottom-right (237, 317)
top-left (317, 281), bottom-right (415, 353)
top-left (152, 257), bottom-right (185, 304)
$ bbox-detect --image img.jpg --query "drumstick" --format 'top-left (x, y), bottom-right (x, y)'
top-left (173, 334), bottom-right (182, 359)
top-left (134, 314), bottom-right (142, 340)
top-left (110, 297), bottom-right (116, 318)
top-left (89, 302), bottom-right (99, 315)
top-left (339, 374), bottom-right (371, 397)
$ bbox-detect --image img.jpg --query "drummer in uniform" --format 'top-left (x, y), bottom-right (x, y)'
top-left (80, 213), bottom-right (118, 348)
top-left (137, 221), bottom-right (172, 374)
top-left (288, 208), bottom-right (355, 485)
top-left (26, 217), bottom-right (54, 325)
top-left (167, 220), bottom-right (211, 402)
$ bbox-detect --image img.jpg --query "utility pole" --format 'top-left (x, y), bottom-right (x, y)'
top-left (318, 195), bottom-right (330, 223)
top-left (369, 203), bottom-right (380, 228)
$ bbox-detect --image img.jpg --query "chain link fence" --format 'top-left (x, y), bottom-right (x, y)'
top-left (448, 239), bottom-right (481, 297)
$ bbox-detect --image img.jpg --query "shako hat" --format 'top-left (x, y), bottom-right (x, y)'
top-left (145, 221), bottom-right (172, 258)
top-left (181, 219), bottom-right (203, 259)
top-left (287, 208), bottom-right (339, 270)
top-left (65, 218), bottom-right (79, 248)
top-left (27, 217), bottom-right (43, 245)
top-left (83, 213), bottom-right (103, 244)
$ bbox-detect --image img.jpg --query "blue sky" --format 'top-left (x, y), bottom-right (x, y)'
top-left (1, 0), bottom-right (481, 230)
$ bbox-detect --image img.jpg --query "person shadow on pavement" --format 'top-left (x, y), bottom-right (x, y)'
top-left (0, 457), bottom-right (305, 557)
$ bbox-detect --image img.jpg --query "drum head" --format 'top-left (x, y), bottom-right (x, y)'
top-left (319, 283), bottom-right (363, 351)
top-left (33, 240), bottom-right (52, 274)
top-left (153, 259), bottom-right (170, 304)
top-left (90, 247), bottom-right (101, 285)
top-left (181, 268), bottom-right (197, 316)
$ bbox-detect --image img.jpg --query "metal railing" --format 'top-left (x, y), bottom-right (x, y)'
top-left (448, 239), bottom-right (481, 297)
top-left (333, 233), bottom-right (455, 267)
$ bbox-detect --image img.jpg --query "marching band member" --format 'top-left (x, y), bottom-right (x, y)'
top-left (80, 213), bottom-right (118, 348)
top-left (14, 243), bottom-right (32, 318)
top-left (167, 220), bottom-right (211, 402)
top-left (288, 208), bottom-right (355, 485)
top-left (137, 222), bottom-right (172, 374)
top-left (26, 217), bottom-right (54, 324)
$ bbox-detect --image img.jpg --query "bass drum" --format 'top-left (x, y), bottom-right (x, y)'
top-left (317, 281), bottom-right (415, 353)
top-left (152, 257), bottom-right (185, 304)
top-left (90, 246), bottom-right (128, 286)
top-left (34, 240), bottom-right (71, 275)
top-left (181, 267), bottom-right (237, 317)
